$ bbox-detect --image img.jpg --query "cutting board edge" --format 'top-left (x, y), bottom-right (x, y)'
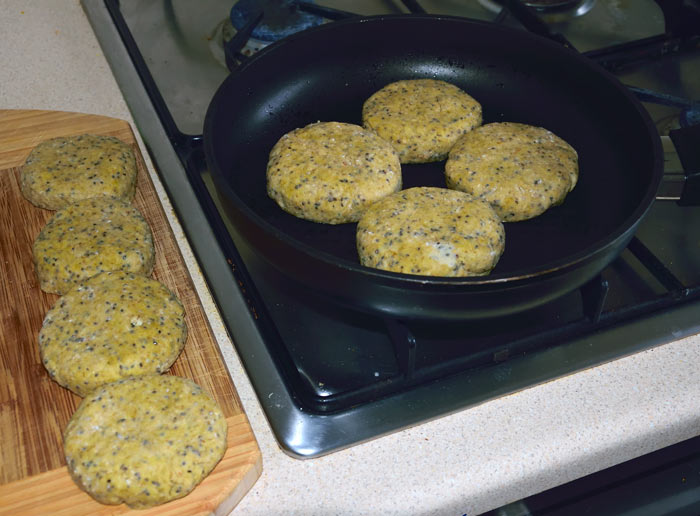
top-left (0, 108), bottom-right (262, 514)
top-left (0, 415), bottom-right (263, 516)
top-left (0, 108), bottom-right (139, 169)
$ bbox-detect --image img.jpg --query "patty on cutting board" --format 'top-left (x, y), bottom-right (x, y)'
top-left (20, 133), bottom-right (137, 210)
top-left (63, 375), bottom-right (227, 509)
top-left (445, 122), bottom-right (578, 222)
top-left (39, 270), bottom-right (187, 396)
top-left (362, 78), bottom-right (482, 164)
top-left (33, 197), bottom-right (155, 295)
top-left (356, 186), bottom-right (505, 277)
top-left (266, 121), bottom-right (402, 224)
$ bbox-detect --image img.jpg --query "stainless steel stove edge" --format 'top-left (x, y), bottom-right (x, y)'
top-left (80, 0), bottom-right (291, 437)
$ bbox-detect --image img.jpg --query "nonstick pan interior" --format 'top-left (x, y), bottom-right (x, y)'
top-left (204, 15), bottom-right (661, 311)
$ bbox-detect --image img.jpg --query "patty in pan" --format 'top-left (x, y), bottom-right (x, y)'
top-left (356, 186), bottom-right (505, 277)
top-left (362, 78), bottom-right (482, 164)
top-left (266, 121), bottom-right (402, 224)
top-left (446, 122), bottom-right (578, 222)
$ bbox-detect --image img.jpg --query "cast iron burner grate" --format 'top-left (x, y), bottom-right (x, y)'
top-left (246, 238), bottom-right (700, 414)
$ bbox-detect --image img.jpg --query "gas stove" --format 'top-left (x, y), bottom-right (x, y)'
top-left (82, 0), bottom-right (700, 458)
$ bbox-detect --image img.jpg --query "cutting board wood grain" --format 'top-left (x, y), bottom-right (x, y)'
top-left (0, 110), bottom-right (262, 515)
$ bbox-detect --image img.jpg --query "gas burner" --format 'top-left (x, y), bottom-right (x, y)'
top-left (230, 0), bottom-right (324, 42)
top-left (479, 0), bottom-right (596, 20)
top-left (210, 0), bottom-right (329, 70)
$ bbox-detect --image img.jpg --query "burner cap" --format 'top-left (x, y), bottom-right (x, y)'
top-left (230, 0), bottom-right (324, 43)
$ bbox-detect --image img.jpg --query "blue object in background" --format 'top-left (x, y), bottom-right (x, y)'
top-left (230, 0), bottom-right (324, 42)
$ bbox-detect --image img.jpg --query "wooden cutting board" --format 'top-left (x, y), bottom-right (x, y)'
top-left (0, 110), bottom-right (262, 515)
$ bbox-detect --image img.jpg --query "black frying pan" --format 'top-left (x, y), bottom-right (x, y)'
top-left (204, 15), bottom-right (662, 320)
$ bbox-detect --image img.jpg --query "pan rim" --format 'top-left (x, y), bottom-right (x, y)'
top-left (204, 13), bottom-right (664, 288)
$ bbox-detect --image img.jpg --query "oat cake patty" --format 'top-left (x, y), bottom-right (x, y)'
top-left (63, 375), bottom-right (227, 509)
top-left (20, 133), bottom-right (137, 210)
top-left (362, 79), bottom-right (482, 164)
top-left (356, 186), bottom-right (505, 277)
top-left (33, 197), bottom-right (155, 295)
top-left (445, 122), bottom-right (578, 222)
top-left (266, 121), bottom-right (402, 224)
top-left (39, 270), bottom-right (187, 397)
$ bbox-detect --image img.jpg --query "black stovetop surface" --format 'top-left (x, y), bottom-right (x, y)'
top-left (84, 0), bottom-right (700, 457)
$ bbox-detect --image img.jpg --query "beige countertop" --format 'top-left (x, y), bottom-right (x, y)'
top-left (2, 2), bottom-right (700, 515)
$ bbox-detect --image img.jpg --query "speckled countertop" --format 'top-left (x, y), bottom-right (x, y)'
top-left (2, 3), bottom-right (700, 515)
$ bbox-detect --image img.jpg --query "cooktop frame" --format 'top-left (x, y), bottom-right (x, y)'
top-left (82, 0), bottom-right (700, 458)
